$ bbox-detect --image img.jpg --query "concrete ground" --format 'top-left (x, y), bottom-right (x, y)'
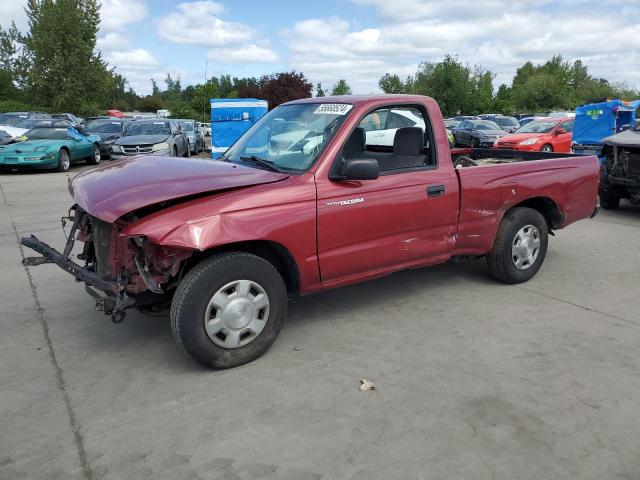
top-left (1, 161), bottom-right (640, 480)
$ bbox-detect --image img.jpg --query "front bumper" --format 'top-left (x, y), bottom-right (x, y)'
top-left (110, 149), bottom-right (170, 160)
top-left (0, 155), bottom-right (57, 168)
top-left (20, 235), bottom-right (121, 292)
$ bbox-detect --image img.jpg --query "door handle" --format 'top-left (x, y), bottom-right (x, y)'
top-left (427, 184), bottom-right (445, 197)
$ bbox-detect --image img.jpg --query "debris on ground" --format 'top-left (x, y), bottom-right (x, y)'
top-left (359, 378), bottom-right (375, 391)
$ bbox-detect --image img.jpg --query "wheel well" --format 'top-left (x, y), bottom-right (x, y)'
top-left (509, 197), bottom-right (563, 230)
top-left (188, 240), bottom-right (300, 295)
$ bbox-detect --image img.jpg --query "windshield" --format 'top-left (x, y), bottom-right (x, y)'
top-left (515, 120), bottom-right (557, 134)
top-left (85, 120), bottom-right (124, 133)
top-left (179, 121), bottom-right (194, 131)
top-left (15, 119), bottom-right (51, 129)
top-left (224, 103), bottom-right (352, 172)
top-left (493, 117), bottom-right (519, 127)
top-left (123, 121), bottom-right (171, 136)
top-left (0, 114), bottom-right (29, 126)
top-left (23, 128), bottom-right (70, 140)
top-left (471, 120), bottom-right (501, 130)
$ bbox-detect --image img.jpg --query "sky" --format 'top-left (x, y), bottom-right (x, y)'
top-left (2, 0), bottom-right (640, 96)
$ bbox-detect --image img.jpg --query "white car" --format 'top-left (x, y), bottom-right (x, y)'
top-left (199, 122), bottom-right (211, 136)
top-left (358, 108), bottom-right (426, 146)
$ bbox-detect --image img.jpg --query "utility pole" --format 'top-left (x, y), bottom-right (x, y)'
top-left (203, 59), bottom-right (208, 123)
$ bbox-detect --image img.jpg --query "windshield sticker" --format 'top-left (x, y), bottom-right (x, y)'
top-left (111, 122), bottom-right (121, 125)
top-left (313, 104), bottom-right (353, 115)
top-left (153, 122), bottom-right (166, 125)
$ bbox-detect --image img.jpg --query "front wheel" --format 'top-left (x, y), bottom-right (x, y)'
top-left (471, 136), bottom-right (479, 148)
top-left (87, 143), bottom-right (101, 165)
top-left (56, 148), bottom-right (70, 172)
top-left (170, 252), bottom-right (287, 369)
top-left (540, 144), bottom-right (553, 153)
top-left (487, 207), bottom-right (548, 284)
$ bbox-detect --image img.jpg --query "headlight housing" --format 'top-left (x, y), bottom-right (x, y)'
top-left (520, 137), bottom-right (539, 146)
top-left (152, 142), bottom-right (170, 152)
top-left (112, 145), bottom-right (124, 153)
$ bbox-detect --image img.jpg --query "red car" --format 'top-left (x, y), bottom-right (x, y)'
top-left (21, 95), bottom-right (599, 368)
top-left (494, 117), bottom-right (575, 153)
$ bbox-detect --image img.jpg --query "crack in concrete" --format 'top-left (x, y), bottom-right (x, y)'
top-left (3, 180), bottom-right (93, 480)
top-left (515, 284), bottom-right (640, 328)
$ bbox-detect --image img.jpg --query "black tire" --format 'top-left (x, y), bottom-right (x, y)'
top-left (184, 143), bottom-right (191, 157)
top-left (471, 136), bottom-right (479, 148)
top-left (170, 252), bottom-right (287, 369)
top-left (486, 207), bottom-right (548, 284)
top-left (599, 189), bottom-right (620, 209)
top-left (540, 144), bottom-right (553, 153)
top-left (56, 148), bottom-right (70, 172)
top-left (172, 146), bottom-right (178, 157)
top-left (87, 143), bottom-right (101, 165)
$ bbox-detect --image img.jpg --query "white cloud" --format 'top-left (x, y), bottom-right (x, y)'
top-left (207, 44), bottom-right (279, 63)
top-left (96, 32), bottom-right (130, 52)
top-left (286, 2), bottom-right (640, 93)
top-left (107, 49), bottom-right (159, 70)
top-left (156, 1), bottom-right (278, 65)
top-left (99, 0), bottom-right (148, 34)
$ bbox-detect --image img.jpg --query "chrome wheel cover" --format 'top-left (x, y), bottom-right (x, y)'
top-left (511, 224), bottom-right (541, 270)
top-left (203, 280), bottom-right (270, 349)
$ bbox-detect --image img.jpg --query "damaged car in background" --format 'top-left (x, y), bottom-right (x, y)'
top-left (599, 122), bottom-right (640, 209)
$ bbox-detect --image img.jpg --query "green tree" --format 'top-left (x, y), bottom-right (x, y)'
top-left (316, 82), bottom-right (325, 97)
top-left (378, 73), bottom-right (405, 94)
top-left (21, 0), bottom-right (114, 114)
top-left (493, 84), bottom-right (512, 114)
top-left (331, 79), bottom-right (352, 95)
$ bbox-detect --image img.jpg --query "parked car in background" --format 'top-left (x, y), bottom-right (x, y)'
top-left (0, 130), bottom-right (12, 145)
top-left (0, 119), bottom-right (71, 140)
top-left (0, 126), bottom-right (102, 171)
top-left (598, 122), bottom-right (640, 209)
top-left (176, 119), bottom-right (204, 154)
top-left (452, 115), bottom-right (478, 122)
top-left (480, 115), bottom-right (520, 133)
top-left (111, 118), bottom-right (189, 158)
top-left (84, 118), bottom-right (129, 157)
top-left (106, 109), bottom-right (128, 118)
top-left (494, 117), bottom-right (575, 152)
top-left (51, 113), bottom-right (83, 127)
top-left (548, 111), bottom-right (575, 118)
top-left (444, 119), bottom-right (460, 130)
top-left (20, 94), bottom-right (600, 368)
top-left (357, 107), bottom-right (425, 146)
top-left (199, 122), bottom-right (211, 136)
top-left (0, 111), bottom-right (50, 127)
top-left (517, 117), bottom-right (539, 127)
top-left (452, 119), bottom-right (507, 147)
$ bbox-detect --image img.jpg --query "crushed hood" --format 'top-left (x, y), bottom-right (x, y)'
top-left (602, 129), bottom-right (640, 148)
top-left (69, 156), bottom-right (289, 222)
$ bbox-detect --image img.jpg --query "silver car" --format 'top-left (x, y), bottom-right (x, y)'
top-left (111, 119), bottom-right (189, 158)
top-left (176, 119), bottom-right (205, 154)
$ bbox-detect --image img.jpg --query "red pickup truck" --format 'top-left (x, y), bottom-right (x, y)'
top-left (22, 95), bottom-right (600, 368)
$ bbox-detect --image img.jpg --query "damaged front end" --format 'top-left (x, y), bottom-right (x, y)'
top-left (21, 205), bottom-right (193, 322)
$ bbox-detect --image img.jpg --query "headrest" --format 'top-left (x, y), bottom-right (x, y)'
top-left (393, 127), bottom-right (424, 156)
top-left (343, 127), bottom-right (366, 158)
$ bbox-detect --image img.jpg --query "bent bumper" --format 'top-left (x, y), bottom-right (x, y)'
top-left (20, 234), bottom-right (121, 293)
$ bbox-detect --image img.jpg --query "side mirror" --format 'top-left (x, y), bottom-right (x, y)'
top-left (337, 157), bottom-right (379, 181)
top-left (555, 128), bottom-right (566, 135)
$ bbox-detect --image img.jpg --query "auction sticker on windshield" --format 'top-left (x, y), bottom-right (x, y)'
top-left (314, 104), bottom-right (353, 115)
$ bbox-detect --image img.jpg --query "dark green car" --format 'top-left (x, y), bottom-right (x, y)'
top-left (0, 127), bottom-right (102, 172)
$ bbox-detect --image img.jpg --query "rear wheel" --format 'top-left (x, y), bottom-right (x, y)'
top-left (599, 189), bottom-right (620, 209)
top-left (87, 143), bottom-right (101, 165)
top-left (487, 207), bottom-right (548, 284)
top-left (540, 144), bottom-right (553, 152)
top-left (170, 252), bottom-right (287, 369)
top-left (56, 149), bottom-right (70, 172)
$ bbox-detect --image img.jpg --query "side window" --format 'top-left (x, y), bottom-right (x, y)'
top-left (356, 105), bottom-right (434, 174)
top-left (358, 109), bottom-right (389, 132)
top-left (560, 120), bottom-right (574, 132)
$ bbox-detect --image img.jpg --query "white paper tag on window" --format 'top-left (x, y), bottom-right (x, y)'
top-left (313, 104), bottom-right (353, 115)
top-left (153, 122), bottom-right (165, 125)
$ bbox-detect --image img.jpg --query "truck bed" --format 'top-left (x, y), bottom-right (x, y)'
top-left (449, 148), bottom-right (600, 256)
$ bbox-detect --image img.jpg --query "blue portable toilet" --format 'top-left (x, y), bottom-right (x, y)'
top-left (210, 98), bottom-right (268, 158)
top-left (572, 99), bottom-right (640, 162)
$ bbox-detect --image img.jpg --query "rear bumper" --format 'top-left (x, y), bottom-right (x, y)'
top-left (20, 234), bottom-right (121, 293)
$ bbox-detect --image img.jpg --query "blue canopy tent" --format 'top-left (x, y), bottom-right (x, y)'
top-left (572, 99), bottom-right (640, 162)
top-left (210, 98), bottom-right (268, 158)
